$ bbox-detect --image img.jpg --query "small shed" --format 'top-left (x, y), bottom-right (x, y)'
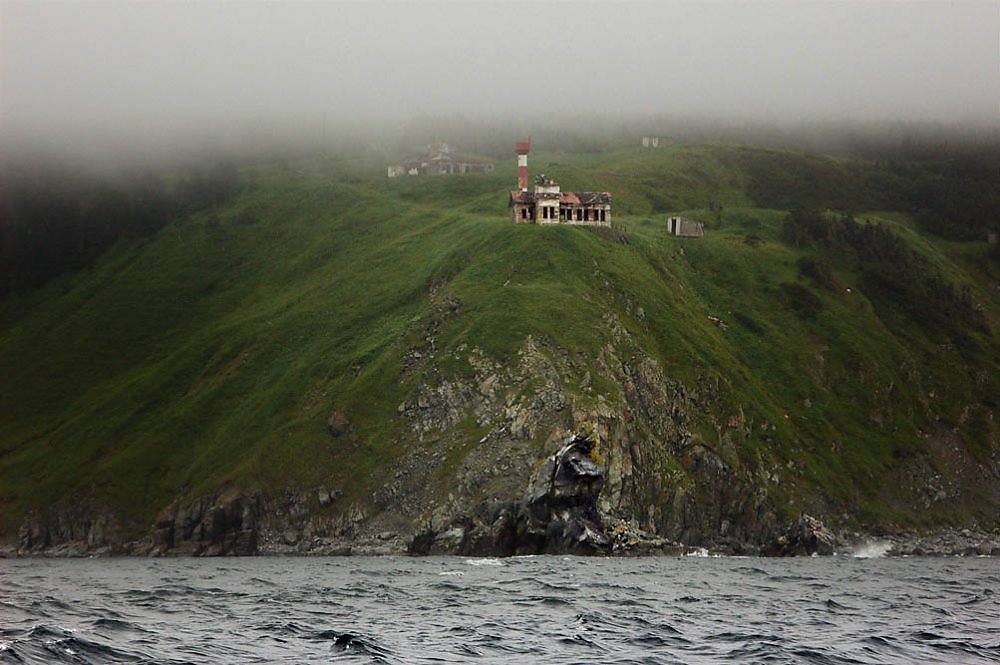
top-left (668, 216), bottom-right (704, 237)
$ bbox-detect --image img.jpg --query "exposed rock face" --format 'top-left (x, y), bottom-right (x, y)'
top-left (147, 487), bottom-right (377, 556)
top-left (384, 331), bottom-right (783, 556)
top-left (9, 319), bottom-right (995, 558)
top-left (151, 490), bottom-right (259, 556)
top-left (521, 434), bottom-right (611, 553)
top-left (763, 513), bottom-right (837, 556)
top-left (408, 433), bottom-right (611, 555)
top-left (17, 502), bottom-right (126, 556)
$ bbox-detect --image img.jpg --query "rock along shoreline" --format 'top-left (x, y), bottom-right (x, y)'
top-left (5, 433), bottom-right (997, 560)
top-left (3, 527), bottom-right (999, 559)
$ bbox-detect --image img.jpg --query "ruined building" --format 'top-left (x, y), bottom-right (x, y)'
top-left (641, 136), bottom-right (673, 148)
top-left (668, 216), bottom-right (704, 237)
top-left (508, 141), bottom-right (612, 225)
top-left (387, 143), bottom-right (494, 177)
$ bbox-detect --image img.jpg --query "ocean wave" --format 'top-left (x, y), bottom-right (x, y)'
top-left (2, 556), bottom-right (995, 664)
top-left (851, 540), bottom-right (892, 558)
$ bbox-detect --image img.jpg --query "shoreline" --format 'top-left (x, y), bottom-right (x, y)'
top-left (3, 526), bottom-right (997, 559)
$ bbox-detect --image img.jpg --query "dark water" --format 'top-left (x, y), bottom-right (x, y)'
top-left (2, 553), bottom-right (998, 664)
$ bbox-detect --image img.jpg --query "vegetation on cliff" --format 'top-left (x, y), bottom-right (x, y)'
top-left (1, 143), bottom-right (997, 550)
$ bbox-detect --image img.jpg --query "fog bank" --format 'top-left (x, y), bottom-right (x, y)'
top-left (2, 1), bottom-right (998, 160)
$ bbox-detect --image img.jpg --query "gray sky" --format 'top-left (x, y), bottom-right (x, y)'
top-left (2, 0), bottom-right (998, 151)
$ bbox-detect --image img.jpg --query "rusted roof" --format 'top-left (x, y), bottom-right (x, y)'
top-left (423, 154), bottom-right (492, 165)
top-left (511, 191), bottom-right (611, 205)
top-left (560, 192), bottom-right (612, 205)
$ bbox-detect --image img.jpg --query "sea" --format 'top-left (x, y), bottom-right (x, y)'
top-left (1, 550), bottom-right (997, 664)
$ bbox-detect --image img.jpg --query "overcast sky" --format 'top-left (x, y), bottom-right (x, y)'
top-left (2, 0), bottom-right (998, 151)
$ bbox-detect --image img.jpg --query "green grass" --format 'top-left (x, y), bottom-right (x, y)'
top-left (1, 144), bottom-right (996, 536)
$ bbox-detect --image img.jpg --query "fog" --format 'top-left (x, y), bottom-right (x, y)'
top-left (2, 1), bottom-right (998, 160)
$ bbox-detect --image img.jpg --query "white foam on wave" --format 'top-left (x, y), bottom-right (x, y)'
top-left (438, 571), bottom-right (465, 576)
top-left (851, 540), bottom-right (892, 558)
top-left (464, 558), bottom-right (504, 567)
top-left (684, 547), bottom-right (711, 557)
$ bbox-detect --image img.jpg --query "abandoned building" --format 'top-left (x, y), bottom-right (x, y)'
top-left (387, 143), bottom-right (494, 177)
top-left (508, 141), bottom-right (612, 225)
top-left (668, 216), bottom-right (704, 237)
top-left (641, 136), bottom-right (674, 148)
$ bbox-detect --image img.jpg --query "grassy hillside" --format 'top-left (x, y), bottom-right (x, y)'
top-left (1, 144), bottom-right (997, 539)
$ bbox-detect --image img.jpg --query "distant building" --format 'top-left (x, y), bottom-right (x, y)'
top-left (668, 216), bottom-right (704, 237)
top-left (641, 136), bottom-right (673, 148)
top-left (387, 143), bottom-right (494, 177)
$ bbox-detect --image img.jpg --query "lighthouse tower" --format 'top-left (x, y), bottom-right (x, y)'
top-left (515, 140), bottom-right (531, 191)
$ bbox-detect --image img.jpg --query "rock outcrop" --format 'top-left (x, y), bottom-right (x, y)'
top-left (520, 434), bottom-right (611, 553)
top-left (326, 410), bottom-right (352, 437)
top-left (763, 513), bottom-right (837, 556)
top-left (150, 490), bottom-right (259, 556)
top-left (885, 528), bottom-right (1000, 557)
top-left (17, 502), bottom-right (126, 557)
top-left (408, 433), bottom-right (612, 555)
top-left (7, 326), bottom-right (995, 559)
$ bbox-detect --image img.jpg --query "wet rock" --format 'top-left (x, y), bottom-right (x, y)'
top-left (608, 520), bottom-right (686, 555)
top-left (523, 434), bottom-right (611, 554)
top-left (461, 501), bottom-right (520, 556)
top-left (763, 513), bottom-right (836, 556)
top-left (408, 433), bottom-right (612, 556)
top-left (407, 529), bottom-right (436, 555)
top-left (17, 503), bottom-right (126, 556)
top-left (885, 528), bottom-right (1000, 556)
top-left (152, 490), bottom-right (259, 556)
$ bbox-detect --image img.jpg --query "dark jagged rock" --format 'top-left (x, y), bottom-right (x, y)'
top-left (459, 500), bottom-right (520, 556)
top-left (408, 433), bottom-right (613, 556)
top-left (407, 528), bottom-right (435, 555)
top-left (17, 502), bottom-right (126, 556)
top-left (151, 490), bottom-right (259, 556)
top-left (522, 434), bottom-right (611, 554)
top-left (763, 513), bottom-right (837, 556)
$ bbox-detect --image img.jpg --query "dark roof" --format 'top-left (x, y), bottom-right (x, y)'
top-left (510, 190), bottom-right (612, 206)
top-left (564, 192), bottom-right (612, 205)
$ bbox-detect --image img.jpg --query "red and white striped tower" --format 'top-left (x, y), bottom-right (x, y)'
top-left (515, 140), bottom-right (531, 191)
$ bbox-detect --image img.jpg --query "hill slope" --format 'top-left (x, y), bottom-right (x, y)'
top-left (1, 145), bottom-right (997, 555)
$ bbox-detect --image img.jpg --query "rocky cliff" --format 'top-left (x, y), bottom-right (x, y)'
top-left (11, 331), bottom-right (998, 558)
top-left (2, 147), bottom-right (997, 558)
